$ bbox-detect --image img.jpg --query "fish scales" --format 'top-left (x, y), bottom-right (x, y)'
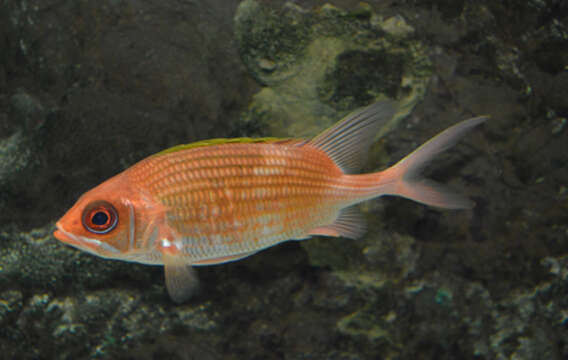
top-left (127, 143), bottom-right (344, 259)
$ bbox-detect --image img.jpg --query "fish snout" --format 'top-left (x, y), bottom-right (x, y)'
top-left (53, 222), bottom-right (77, 245)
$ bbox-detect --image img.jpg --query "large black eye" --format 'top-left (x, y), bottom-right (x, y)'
top-left (91, 211), bottom-right (109, 225)
top-left (82, 201), bottom-right (118, 234)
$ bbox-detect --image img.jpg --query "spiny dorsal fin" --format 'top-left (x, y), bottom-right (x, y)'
top-left (154, 137), bottom-right (296, 157)
top-left (308, 101), bottom-right (396, 173)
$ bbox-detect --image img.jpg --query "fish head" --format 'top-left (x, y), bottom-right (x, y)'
top-left (54, 173), bottom-right (143, 259)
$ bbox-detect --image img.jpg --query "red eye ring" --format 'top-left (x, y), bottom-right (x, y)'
top-left (82, 201), bottom-right (118, 234)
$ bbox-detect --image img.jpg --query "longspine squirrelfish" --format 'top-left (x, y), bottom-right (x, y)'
top-left (54, 101), bottom-right (486, 302)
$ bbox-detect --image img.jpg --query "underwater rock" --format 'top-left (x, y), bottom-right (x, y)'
top-left (2, 286), bottom-right (218, 359)
top-left (0, 131), bottom-right (31, 188)
top-left (234, 0), bottom-right (432, 139)
top-left (0, 90), bottom-right (46, 213)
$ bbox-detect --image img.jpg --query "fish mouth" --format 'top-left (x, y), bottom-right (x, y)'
top-left (54, 222), bottom-right (95, 251)
top-left (53, 229), bottom-right (67, 242)
top-left (53, 222), bottom-right (118, 256)
top-left (53, 222), bottom-right (80, 245)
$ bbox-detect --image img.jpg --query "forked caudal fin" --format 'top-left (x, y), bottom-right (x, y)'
top-left (379, 116), bottom-right (487, 208)
top-left (353, 115), bottom-right (488, 209)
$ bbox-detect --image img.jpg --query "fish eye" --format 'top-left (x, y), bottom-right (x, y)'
top-left (82, 201), bottom-right (118, 234)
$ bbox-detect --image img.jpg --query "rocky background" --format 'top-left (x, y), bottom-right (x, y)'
top-left (1, 0), bottom-right (567, 359)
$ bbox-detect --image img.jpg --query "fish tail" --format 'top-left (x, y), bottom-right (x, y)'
top-left (353, 116), bottom-right (488, 209)
top-left (308, 101), bottom-right (486, 209)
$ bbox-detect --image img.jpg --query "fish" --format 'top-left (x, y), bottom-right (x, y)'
top-left (53, 101), bottom-right (487, 303)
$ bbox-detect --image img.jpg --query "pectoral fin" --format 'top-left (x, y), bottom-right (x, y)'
top-left (163, 254), bottom-right (199, 304)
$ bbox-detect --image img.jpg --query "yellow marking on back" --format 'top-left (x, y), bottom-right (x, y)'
top-left (153, 137), bottom-right (294, 157)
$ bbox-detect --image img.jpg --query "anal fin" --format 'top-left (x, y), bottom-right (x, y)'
top-left (164, 254), bottom-right (199, 304)
top-left (192, 250), bottom-right (260, 266)
top-left (307, 226), bottom-right (342, 237)
top-left (308, 205), bottom-right (367, 240)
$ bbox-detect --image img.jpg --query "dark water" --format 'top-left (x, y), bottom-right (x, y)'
top-left (0, 0), bottom-right (567, 359)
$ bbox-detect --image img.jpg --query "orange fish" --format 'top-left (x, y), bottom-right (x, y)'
top-left (54, 101), bottom-right (486, 302)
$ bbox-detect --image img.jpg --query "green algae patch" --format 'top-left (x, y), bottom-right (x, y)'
top-left (337, 307), bottom-right (391, 342)
top-left (235, 0), bottom-right (313, 87)
top-left (334, 270), bottom-right (389, 290)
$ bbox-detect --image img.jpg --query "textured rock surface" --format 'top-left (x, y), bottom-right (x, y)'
top-left (235, 0), bottom-right (431, 139)
top-left (1, 0), bottom-right (567, 359)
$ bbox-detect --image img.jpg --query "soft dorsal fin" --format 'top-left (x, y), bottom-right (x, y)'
top-left (154, 137), bottom-right (296, 157)
top-left (308, 101), bottom-right (396, 173)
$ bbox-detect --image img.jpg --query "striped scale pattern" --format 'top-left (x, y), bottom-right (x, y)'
top-left (126, 142), bottom-right (350, 262)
